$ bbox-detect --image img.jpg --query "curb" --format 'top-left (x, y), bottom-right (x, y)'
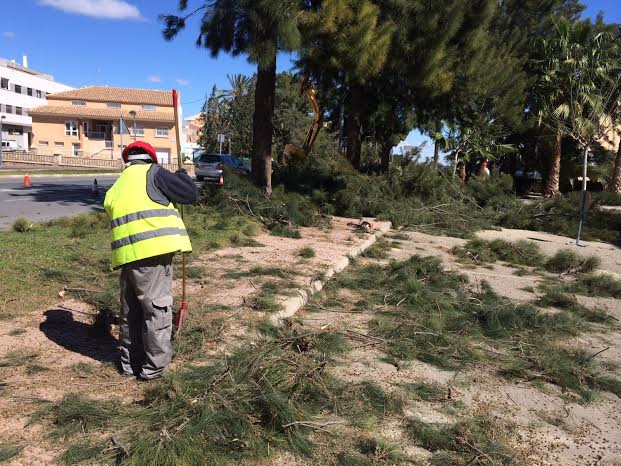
top-left (270, 221), bottom-right (392, 324)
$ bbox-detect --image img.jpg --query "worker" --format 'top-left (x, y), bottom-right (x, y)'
top-left (481, 160), bottom-right (491, 179)
top-left (104, 141), bottom-right (198, 380)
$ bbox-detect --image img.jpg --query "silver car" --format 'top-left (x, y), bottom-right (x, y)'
top-left (194, 153), bottom-right (225, 182)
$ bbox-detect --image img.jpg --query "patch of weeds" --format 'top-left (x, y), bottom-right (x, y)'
top-left (451, 238), bottom-right (543, 267)
top-left (248, 281), bottom-right (283, 312)
top-left (12, 217), bottom-right (32, 233)
top-left (338, 382), bottom-right (404, 427)
top-left (501, 345), bottom-right (621, 401)
top-left (537, 289), bottom-right (611, 324)
top-left (313, 332), bottom-right (349, 357)
top-left (566, 273), bottom-right (621, 298)
top-left (402, 382), bottom-right (448, 401)
top-left (0, 350), bottom-right (38, 368)
top-left (271, 224), bottom-right (302, 239)
top-left (361, 239), bottom-right (392, 259)
top-left (406, 416), bottom-right (518, 465)
top-left (57, 440), bottom-right (108, 465)
top-left (298, 246), bottom-right (316, 259)
top-left (223, 266), bottom-right (295, 280)
top-left (185, 265), bottom-right (204, 279)
top-left (25, 364), bottom-right (50, 375)
top-left (70, 362), bottom-right (96, 377)
top-left (241, 222), bottom-right (261, 236)
top-left (353, 436), bottom-right (409, 464)
top-left (385, 231), bottom-right (409, 241)
top-left (202, 303), bottom-right (233, 313)
top-left (7, 328), bottom-right (26, 336)
top-left (544, 249), bottom-right (601, 274)
top-left (513, 267), bottom-right (530, 277)
top-left (174, 318), bottom-right (225, 359)
top-left (0, 443), bottom-right (24, 462)
top-left (38, 394), bottom-right (121, 439)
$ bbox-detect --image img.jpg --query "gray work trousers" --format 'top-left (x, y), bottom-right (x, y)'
top-left (119, 253), bottom-right (174, 379)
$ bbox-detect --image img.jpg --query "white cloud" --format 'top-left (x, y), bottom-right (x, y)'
top-left (39, 0), bottom-right (144, 20)
top-left (2, 32), bottom-right (16, 38)
top-left (176, 78), bottom-right (190, 86)
top-left (147, 76), bottom-right (162, 83)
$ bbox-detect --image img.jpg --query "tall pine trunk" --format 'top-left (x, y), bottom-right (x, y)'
top-left (345, 84), bottom-right (363, 170)
top-left (544, 131), bottom-right (562, 196)
top-left (252, 54), bottom-right (277, 195)
top-left (611, 137), bottom-right (621, 194)
top-left (380, 141), bottom-right (392, 173)
top-left (433, 120), bottom-right (441, 165)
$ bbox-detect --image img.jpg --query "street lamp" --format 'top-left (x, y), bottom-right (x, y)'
top-left (0, 115), bottom-right (6, 168)
top-left (129, 110), bottom-right (137, 141)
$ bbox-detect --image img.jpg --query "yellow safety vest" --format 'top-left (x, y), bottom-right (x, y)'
top-left (104, 163), bottom-right (192, 269)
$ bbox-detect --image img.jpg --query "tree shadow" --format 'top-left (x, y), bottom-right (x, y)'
top-left (39, 308), bottom-right (119, 363)
top-left (7, 181), bottom-right (114, 209)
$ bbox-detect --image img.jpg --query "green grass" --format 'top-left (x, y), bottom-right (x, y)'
top-left (544, 249), bottom-right (601, 274)
top-left (319, 254), bottom-right (620, 400)
top-left (361, 238), bottom-right (392, 259)
top-left (451, 238), bottom-right (543, 267)
top-left (12, 217), bottom-right (33, 233)
top-left (405, 416), bottom-right (517, 465)
top-left (298, 246), bottom-right (316, 259)
top-left (223, 266), bottom-right (296, 280)
top-left (402, 382), bottom-right (448, 401)
top-left (0, 443), bottom-right (24, 462)
top-left (566, 273), bottom-right (621, 298)
top-left (0, 208), bottom-right (258, 319)
top-left (271, 224), bottom-right (302, 239)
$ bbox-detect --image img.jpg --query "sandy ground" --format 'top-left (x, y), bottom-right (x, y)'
top-left (294, 228), bottom-right (621, 466)
top-left (0, 217), bottom-right (389, 465)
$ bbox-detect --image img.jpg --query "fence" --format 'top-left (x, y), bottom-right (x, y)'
top-left (1, 151), bottom-right (194, 174)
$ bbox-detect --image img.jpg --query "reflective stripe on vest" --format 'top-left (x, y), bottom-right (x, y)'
top-left (111, 227), bottom-right (189, 250)
top-left (104, 163), bottom-right (192, 269)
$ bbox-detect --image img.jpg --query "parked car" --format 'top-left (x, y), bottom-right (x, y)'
top-left (1, 140), bottom-right (22, 152)
top-left (194, 152), bottom-right (250, 181)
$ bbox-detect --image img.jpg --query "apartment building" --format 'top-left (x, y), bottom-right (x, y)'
top-left (29, 86), bottom-right (178, 162)
top-left (0, 56), bottom-right (73, 149)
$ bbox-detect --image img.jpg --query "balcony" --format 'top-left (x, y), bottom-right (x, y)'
top-left (84, 130), bottom-right (108, 140)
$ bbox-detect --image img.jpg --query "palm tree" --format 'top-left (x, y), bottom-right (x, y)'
top-left (162, 0), bottom-right (304, 194)
top-left (532, 18), bottom-right (615, 196)
top-left (224, 74), bottom-right (253, 99)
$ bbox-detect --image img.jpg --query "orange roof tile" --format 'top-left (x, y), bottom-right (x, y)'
top-left (29, 105), bottom-right (175, 123)
top-left (46, 86), bottom-right (173, 106)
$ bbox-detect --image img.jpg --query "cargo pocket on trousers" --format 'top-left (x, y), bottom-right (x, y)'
top-left (152, 296), bottom-right (173, 330)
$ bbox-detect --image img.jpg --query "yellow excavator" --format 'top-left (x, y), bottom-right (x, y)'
top-left (281, 78), bottom-right (322, 165)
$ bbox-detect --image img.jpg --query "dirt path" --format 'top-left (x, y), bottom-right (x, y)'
top-left (294, 229), bottom-right (621, 465)
top-left (0, 217), bottom-right (389, 465)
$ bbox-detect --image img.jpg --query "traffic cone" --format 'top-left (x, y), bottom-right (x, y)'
top-left (23, 173), bottom-right (31, 187)
top-left (91, 178), bottom-right (99, 197)
top-left (218, 175), bottom-right (224, 187)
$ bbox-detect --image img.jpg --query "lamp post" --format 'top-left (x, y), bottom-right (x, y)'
top-left (129, 110), bottom-right (137, 141)
top-left (0, 115), bottom-right (6, 168)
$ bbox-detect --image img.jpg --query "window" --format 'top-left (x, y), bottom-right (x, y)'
top-left (132, 124), bottom-right (144, 137)
top-left (71, 100), bottom-right (86, 106)
top-left (83, 122), bottom-right (89, 134)
top-left (142, 104), bottom-right (156, 111)
top-left (55, 142), bottom-right (64, 147)
top-left (107, 102), bottom-right (121, 108)
top-left (27, 88), bottom-right (33, 96)
top-left (14, 85), bottom-right (21, 94)
top-left (155, 128), bottom-right (169, 137)
top-left (65, 121), bottom-right (78, 136)
top-left (36, 90), bottom-right (42, 98)
top-left (5, 105), bottom-right (12, 114)
top-left (1, 78), bottom-right (8, 89)
top-left (72, 144), bottom-right (81, 156)
top-left (39, 141), bottom-right (49, 146)
top-left (16, 107), bottom-right (22, 116)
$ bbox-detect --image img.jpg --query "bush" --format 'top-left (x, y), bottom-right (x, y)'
top-left (12, 217), bottom-right (32, 233)
top-left (451, 239), bottom-right (543, 266)
top-left (298, 246), bottom-right (316, 258)
top-left (544, 250), bottom-right (601, 274)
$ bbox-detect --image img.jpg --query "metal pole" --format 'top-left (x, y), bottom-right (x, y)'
top-left (219, 134), bottom-right (223, 154)
top-left (119, 118), bottom-right (124, 161)
top-left (576, 147), bottom-right (589, 246)
top-left (0, 117), bottom-right (3, 167)
top-left (132, 115), bottom-right (137, 141)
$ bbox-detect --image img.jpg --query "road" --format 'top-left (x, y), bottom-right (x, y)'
top-left (0, 174), bottom-right (118, 229)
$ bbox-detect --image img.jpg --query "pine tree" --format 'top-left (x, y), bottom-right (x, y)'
top-left (161, 0), bottom-right (305, 194)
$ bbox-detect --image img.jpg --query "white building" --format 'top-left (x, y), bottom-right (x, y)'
top-left (0, 56), bottom-right (72, 149)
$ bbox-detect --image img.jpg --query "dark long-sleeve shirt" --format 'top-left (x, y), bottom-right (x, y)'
top-left (154, 167), bottom-right (198, 205)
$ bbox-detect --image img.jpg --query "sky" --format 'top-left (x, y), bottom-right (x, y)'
top-left (1, 0), bottom-right (620, 156)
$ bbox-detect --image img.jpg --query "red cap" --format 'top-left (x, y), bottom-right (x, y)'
top-left (122, 141), bottom-right (158, 164)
